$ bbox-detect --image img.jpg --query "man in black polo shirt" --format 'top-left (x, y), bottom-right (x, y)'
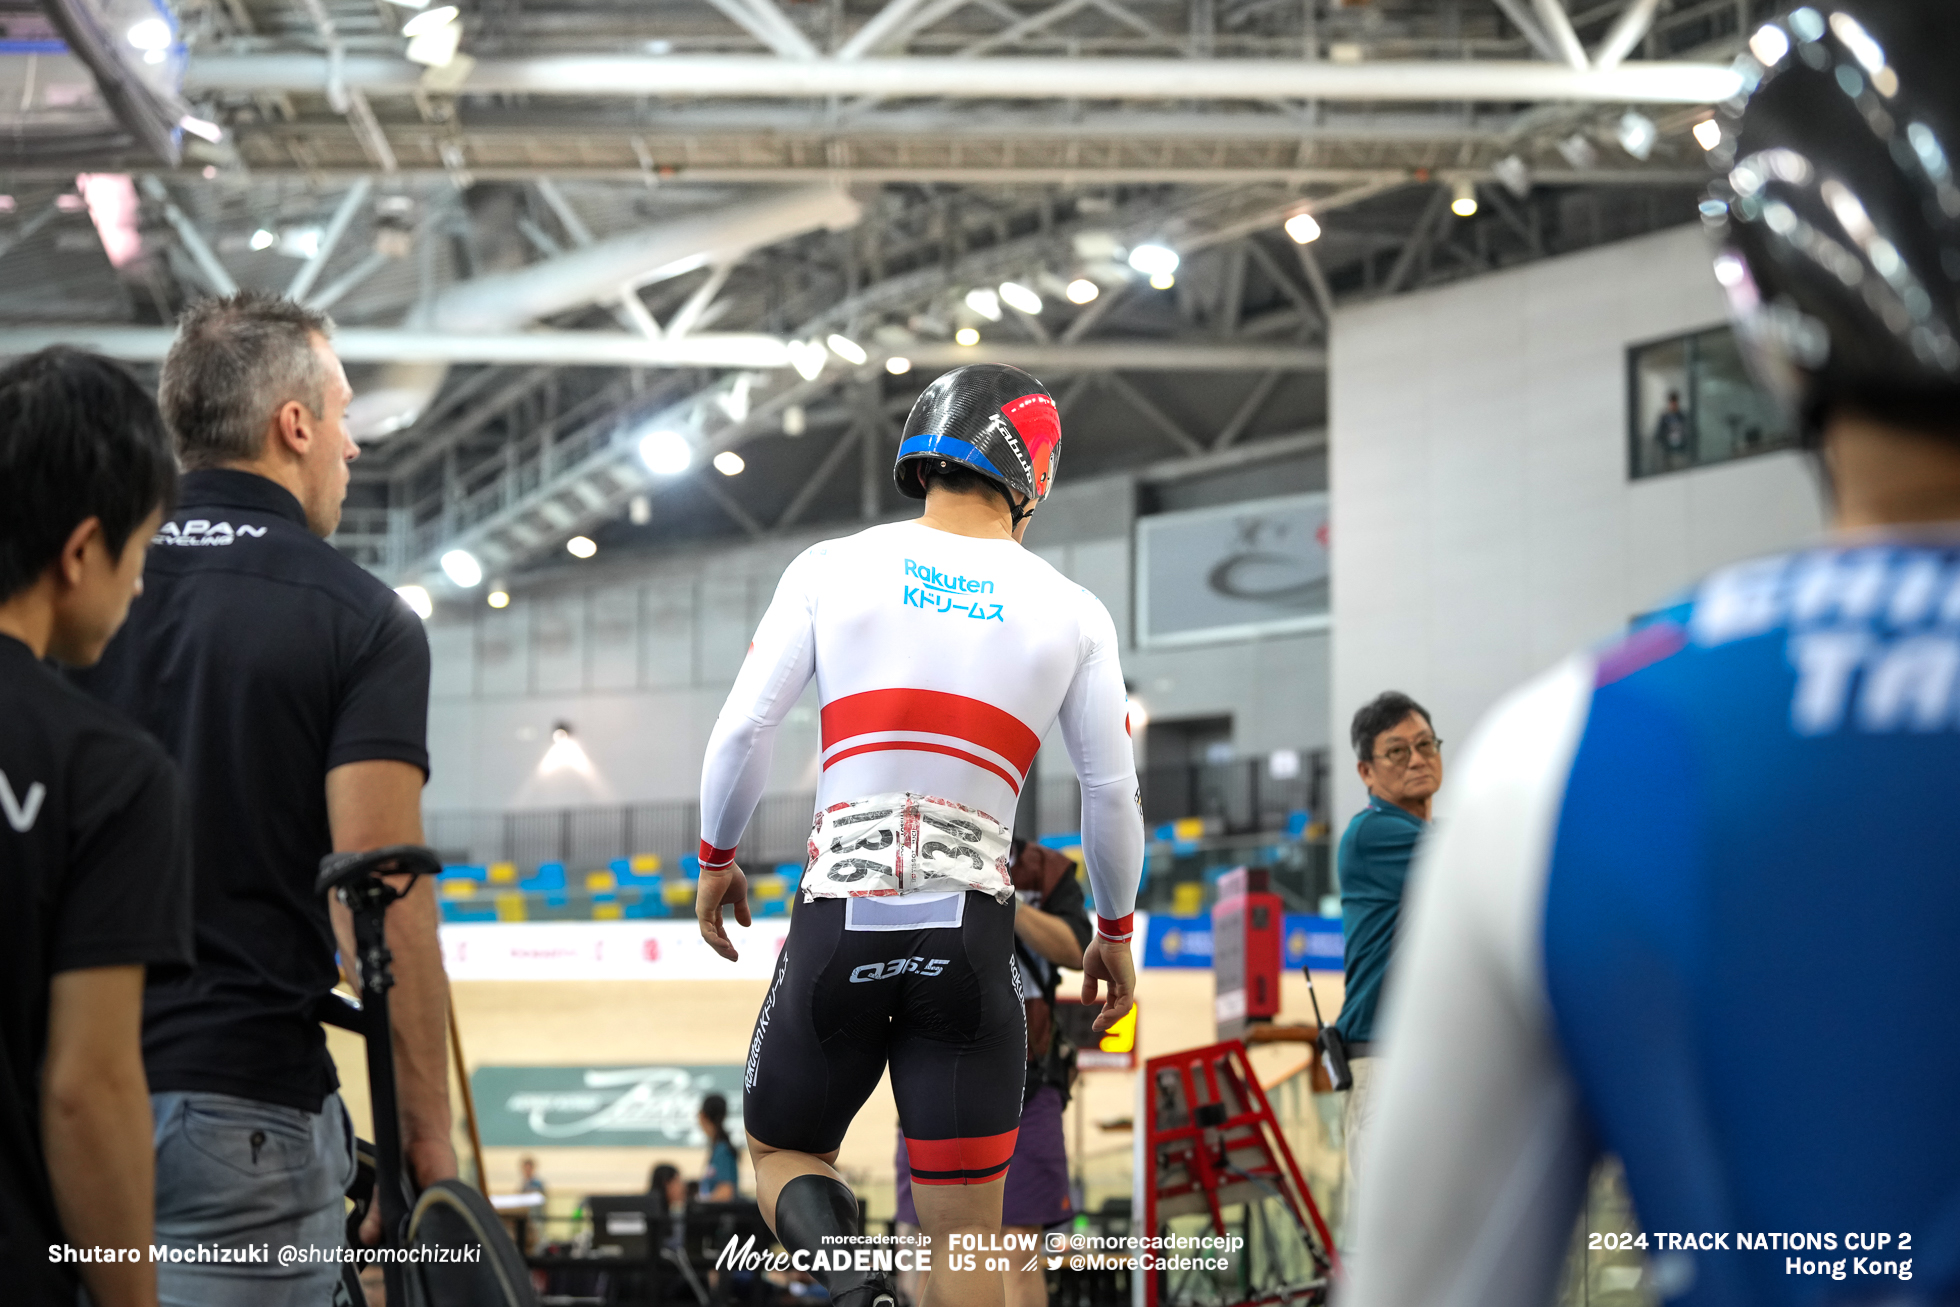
top-left (79, 292), bottom-right (456, 1305)
top-left (0, 348), bottom-right (193, 1307)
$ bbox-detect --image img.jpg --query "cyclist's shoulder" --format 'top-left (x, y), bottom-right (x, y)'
top-left (1666, 537), bottom-right (1960, 651)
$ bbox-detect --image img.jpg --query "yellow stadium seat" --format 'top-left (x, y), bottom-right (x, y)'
top-left (488, 862), bottom-right (518, 884)
top-left (593, 902), bottom-right (624, 920)
top-left (585, 870), bottom-right (616, 893)
top-left (494, 892), bottom-right (528, 922)
top-left (1172, 817), bottom-right (1206, 843)
top-left (755, 877), bottom-right (785, 900)
top-left (442, 879), bottom-right (477, 899)
top-left (663, 880), bottom-right (695, 907)
top-left (629, 854), bottom-right (661, 874)
top-left (1172, 882), bottom-right (1204, 916)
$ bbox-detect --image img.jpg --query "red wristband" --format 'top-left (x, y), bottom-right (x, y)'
top-left (1096, 913), bottom-right (1135, 942)
top-left (699, 840), bottom-right (738, 869)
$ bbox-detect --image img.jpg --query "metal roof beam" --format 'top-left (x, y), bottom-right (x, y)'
top-left (1594, 0), bottom-right (1664, 69)
top-left (0, 327), bottom-right (795, 368)
top-left (285, 179), bottom-right (371, 302)
top-left (138, 178), bottom-right (237, 296)
top-left (0, 328), bottom-right (1325, 373)
top-left (1529, 0), bottom-right (1591, 69)
top-left (183, 54), bottom-right (1743, 104)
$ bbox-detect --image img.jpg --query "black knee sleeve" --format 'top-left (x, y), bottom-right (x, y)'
top-left (772, 1174), bottom-right (894, 1307)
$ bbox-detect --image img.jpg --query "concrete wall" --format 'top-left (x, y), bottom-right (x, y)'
top-left (1328, 224), bottom-right (1826, 827)
top-left (421, 459), bottom-right (1334, 817)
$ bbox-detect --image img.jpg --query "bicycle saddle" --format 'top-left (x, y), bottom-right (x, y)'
top-left (315, 844), bottom-right (443, 897)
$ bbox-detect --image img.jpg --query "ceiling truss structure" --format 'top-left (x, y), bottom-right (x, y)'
top-left (0, 0), bottom-right (1778, 591)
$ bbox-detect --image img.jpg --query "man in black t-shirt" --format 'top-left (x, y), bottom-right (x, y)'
top-left (0, 349), bottom-right (193, 1307)
top-left (78, 293), bottom-right (455, 1305)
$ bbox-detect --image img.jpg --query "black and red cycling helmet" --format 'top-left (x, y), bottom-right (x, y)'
top-left (1709, 0), bottom-right (1960, 440)
top-left (893, 364), bottom-right (1061, 522)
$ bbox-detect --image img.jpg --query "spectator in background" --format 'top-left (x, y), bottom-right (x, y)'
top-left (0, 348), bottom-right (192, 1307)
top-left (515, 1155), bottom-right (548, 1253)
top-left (1332, 692), bottom-right (1441, 1228)
top-left (699, 1093), bottom-right (741, 1201)
top-left (1655, 391), bottom-right (1690, 470)
top-left (650, 1162), bottom-right (683, 1209)
top-left (651, 1163), bottom-right (688, 1250)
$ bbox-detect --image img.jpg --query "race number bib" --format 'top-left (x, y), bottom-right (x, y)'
top-left (804, 792), bottom-right (1014, 902)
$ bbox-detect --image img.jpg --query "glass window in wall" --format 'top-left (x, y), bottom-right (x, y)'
top-left (1628, 325), bottom-right (1795, 479)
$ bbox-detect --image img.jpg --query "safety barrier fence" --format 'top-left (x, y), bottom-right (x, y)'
top-left (423, 755), bottom-right (1333, 922)
top-left (428, 756), bottom-right (1327, 874)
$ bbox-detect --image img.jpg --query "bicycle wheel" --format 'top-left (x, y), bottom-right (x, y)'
top-left (405, 1178), bottom-right (539, 1307)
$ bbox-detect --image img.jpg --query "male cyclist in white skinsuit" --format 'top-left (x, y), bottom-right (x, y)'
top-left (696, 364), bottom-right (1144, 1307)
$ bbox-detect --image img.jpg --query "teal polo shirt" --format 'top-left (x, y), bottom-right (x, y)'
top-left (1332, 794), bottom-right (1428, 1046)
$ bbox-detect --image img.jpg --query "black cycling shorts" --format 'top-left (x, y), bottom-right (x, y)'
top-left (742, 890), bottom-right (1026, 1186)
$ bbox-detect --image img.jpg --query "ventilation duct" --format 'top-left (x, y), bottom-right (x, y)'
top-left (347, 184), bottom-right (860, 439)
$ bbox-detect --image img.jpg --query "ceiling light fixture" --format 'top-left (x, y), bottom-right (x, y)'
top-left (783, 404), bottom-right (807, 437)
top-left (1065, 278), bottom-right (1099, 304)
top-left (440, 549), bottom-right (483, 588)
top-left (715, 373), bottom-right (752, 423)
top-left (566, 536), bottom-right (597, 559)
top-left (249, 229), bottom-right (275, 250)
top-left (487, 589), bottom-right (510, 608)
top-left (998, 282), bottom-right (1043, 315)
top-left (394, 585), bottom-right (433, 619)
top-left (1616, 111), bottom-right (1659, 162)
top-left (1493, 154), bottom-right (1532, 199)
top-left (628, 494), bottom-right (652, 525)
top-left (963, 288), bottom-right (1003, 321)
top-left (1748, 22), bottom-right (1789, 67)
top-left (406, 22), bottom-right (462, 66)
top-left (126, 17), bottom-right (172, 50)
top-left (401, 5), bottom-right (458, 36)
top-left (826, 333), bottom-right (868, 365)
top-left (1148, 272), bottom-right (1175, 290)
top-left (955, 327), bottom-right (980, 346)
top-left (639, 429), bottom-right (691, 475)
top-left (1557, 133), bottom-right (1599, 170)
top-left (1693, 119), bottom-right (1723, 151)
top-left (1127, 244), bottom-right (1179, 278)
top-left (1283, 212), bottom-right (1322, 244)
top-left (179, 116), bottom-right (224, 144)
top-left (787, 339), bottom-right (828, 381)
top-left (1450, 179), bottom-right (1479, 218)
top-left (886, 356), bottom-right (912, 375)
top-left (713, 450), bottom-right (746, 476)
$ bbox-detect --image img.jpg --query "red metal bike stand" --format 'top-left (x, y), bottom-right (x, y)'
top-left (1138, 1039), bottom-right (1340, 1307)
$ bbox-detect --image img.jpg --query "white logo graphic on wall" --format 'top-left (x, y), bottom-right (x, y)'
top-left (0, 770), bottom-right (46, 832)
top-left (506, 1067), bottom-right (736, 1140)
top-left (154, 520), bottom-right (269, 547)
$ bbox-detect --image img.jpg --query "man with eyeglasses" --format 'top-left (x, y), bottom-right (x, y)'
top-left (1330, 691), bottom-right (1441, 1239)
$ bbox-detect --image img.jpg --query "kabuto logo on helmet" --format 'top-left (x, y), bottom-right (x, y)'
top-left (893, 364), bottom-right (1062, 522)
top-left (1001, 393), bottom-right (1061, 496)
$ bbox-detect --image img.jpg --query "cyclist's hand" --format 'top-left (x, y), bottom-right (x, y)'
top-left (1081, 935), bottom-right (1136, 1033)
top-left (696, 863), bottom-right (751, 961)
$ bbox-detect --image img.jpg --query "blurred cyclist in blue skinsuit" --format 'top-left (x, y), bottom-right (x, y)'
top-left (1344, 5), bottom-right (1960, 1305)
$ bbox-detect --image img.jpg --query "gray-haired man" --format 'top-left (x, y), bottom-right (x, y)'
top-left (78, 292), bottom-right (455, 1305)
